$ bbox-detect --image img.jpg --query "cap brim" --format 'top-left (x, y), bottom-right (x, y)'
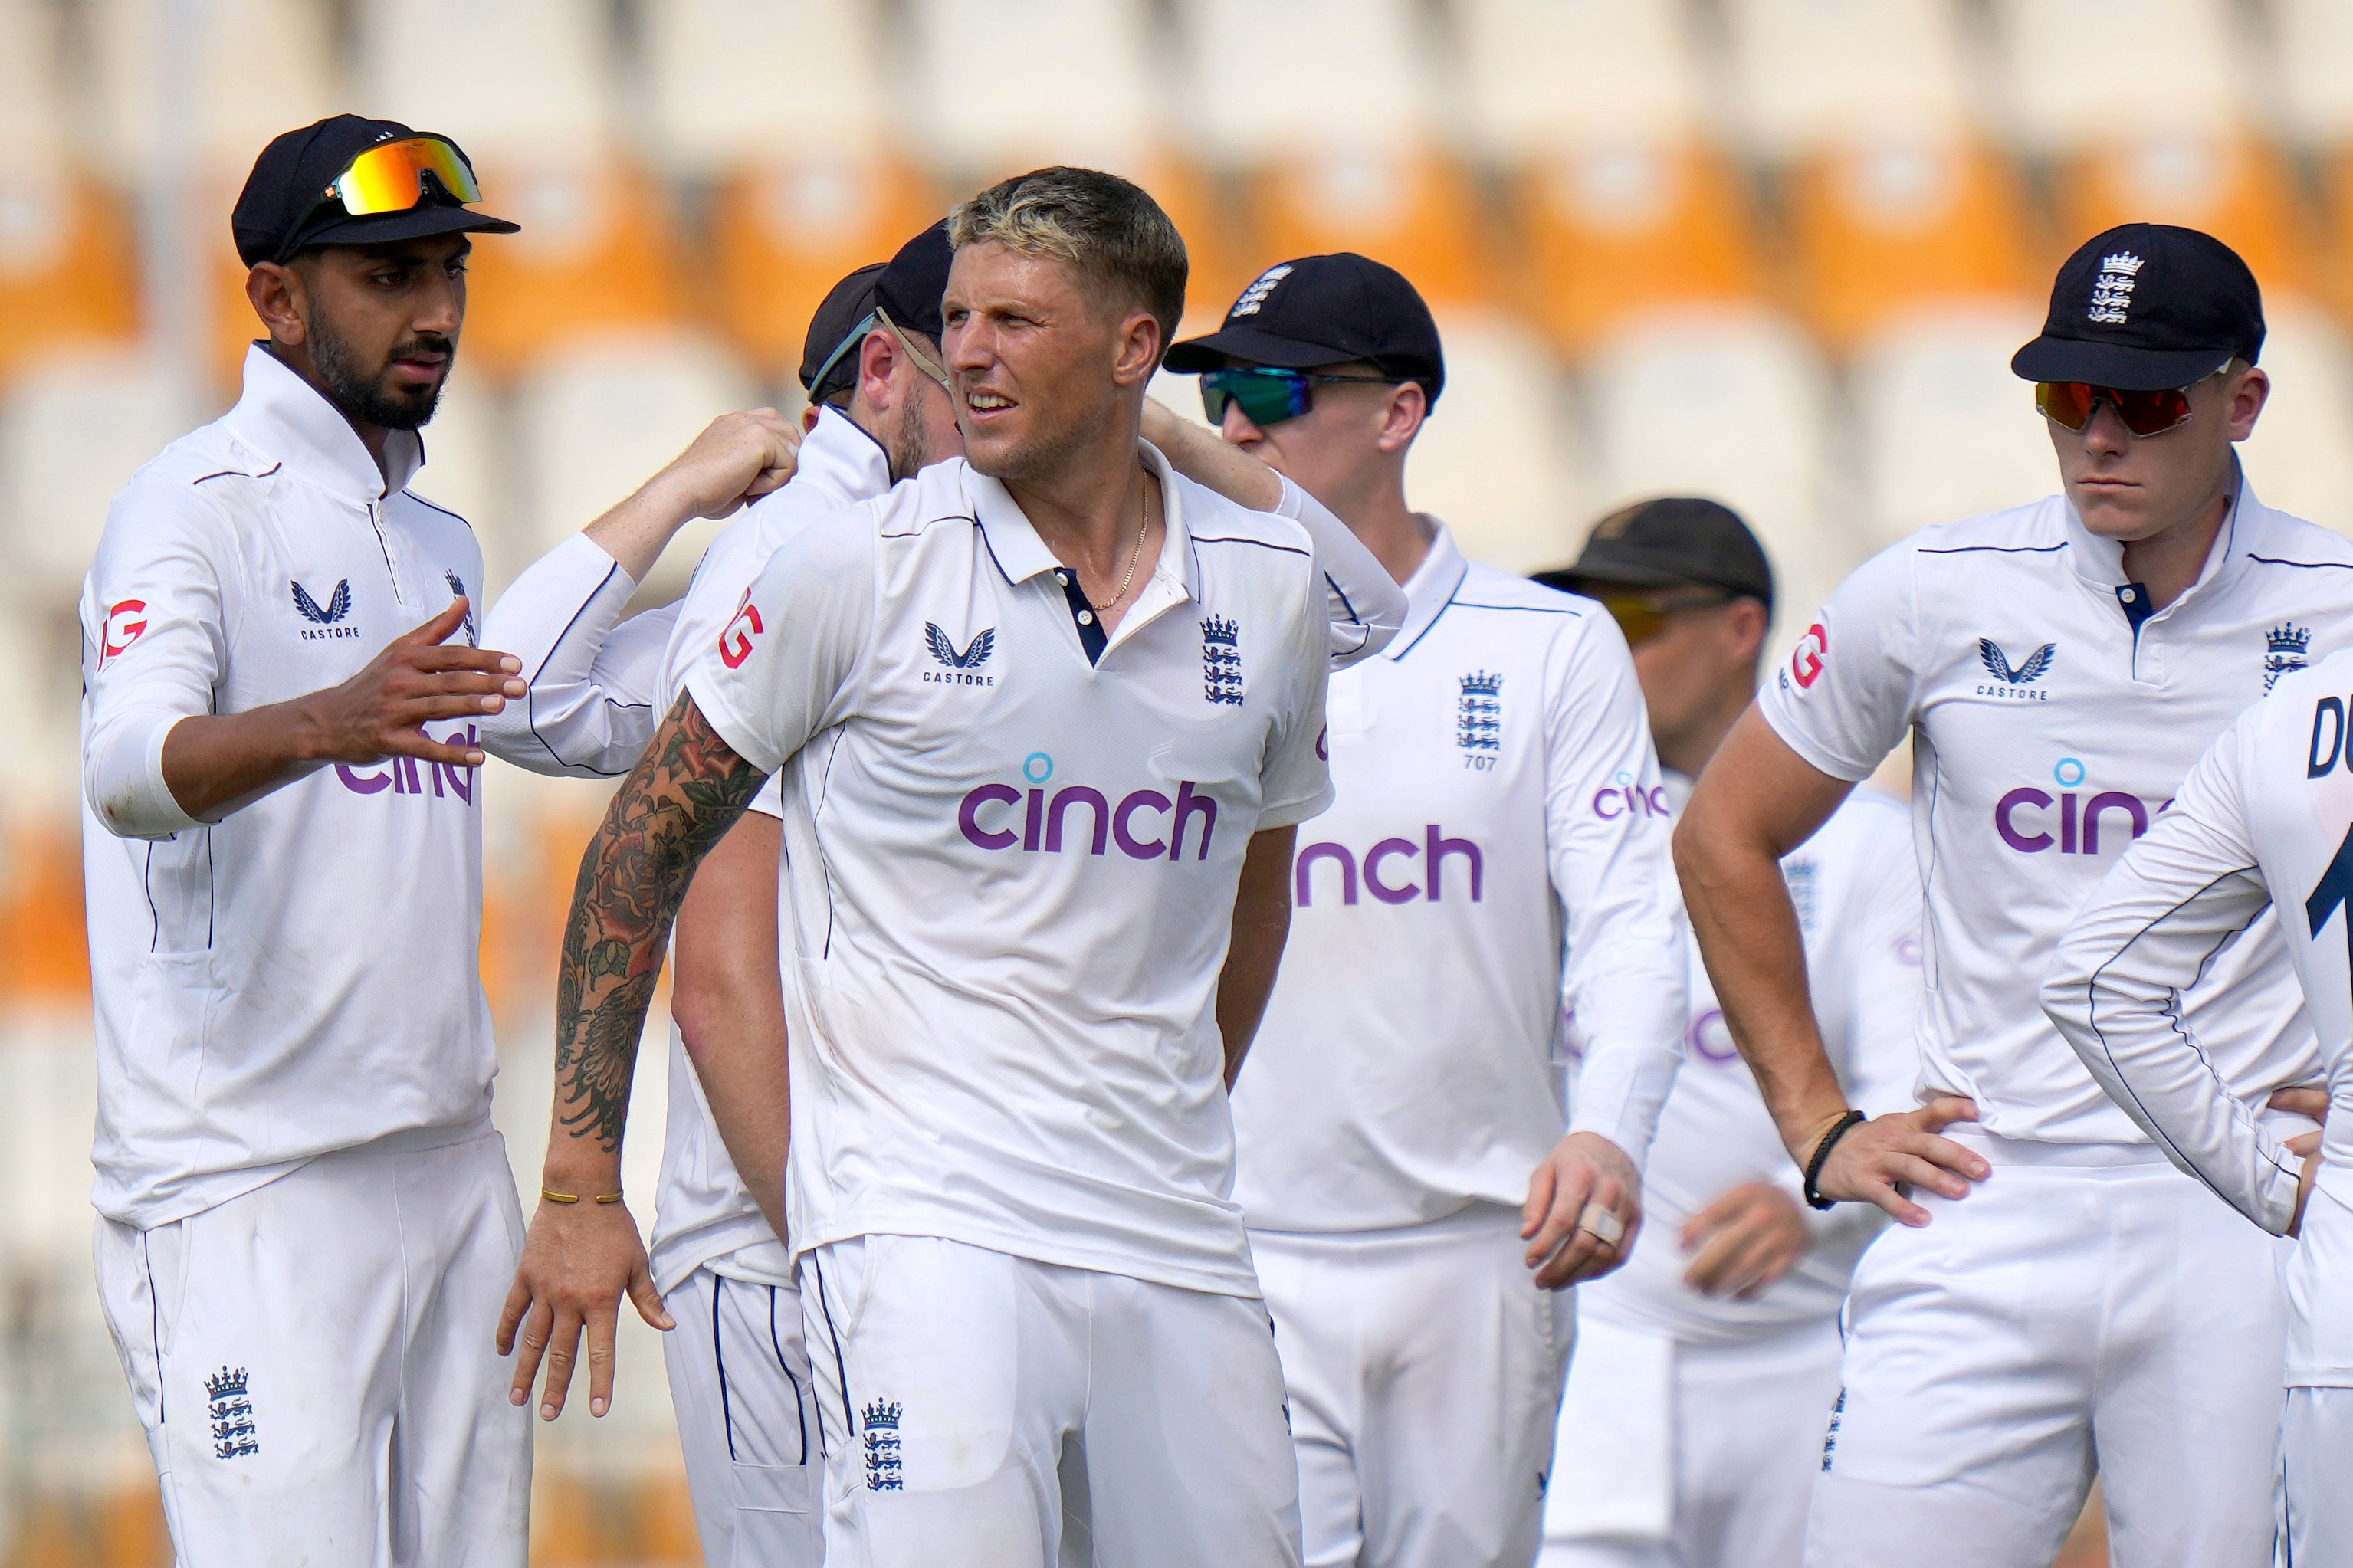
top-left (1162, 323), bottom-right (1363, 374)
top-left (289, 204), bottom-right (521, 258)
top-left (2010, 336), bottom-right (2234, 392)
top-left (1552, 558), bottom-right (1696, 592)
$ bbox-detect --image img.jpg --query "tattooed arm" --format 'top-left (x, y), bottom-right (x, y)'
top-left (497, 691), bottom-right (768, 1422)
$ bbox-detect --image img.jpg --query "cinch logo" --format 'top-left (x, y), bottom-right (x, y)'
top-left (957, 754), bottom-right (1219, 861)
top-left (100, 599), bottom-right (147, 663)
top-left (335, 725), bottom-right (479, 802)
top-left (1293, 827), bottom-right (1483, 906)
top-left (1976, 638), bottom-right (2055, 700)
top-left (1993, 756), bottom-right (2162, 855)
top-left (292, 579), bottom-right (359, 640)
top-left (720, 592), bottom-right (763, 669)
top-left (1791, 623), bottom-right (1827, 689)
top-left (1594, 771), bottom-right (1670, 819)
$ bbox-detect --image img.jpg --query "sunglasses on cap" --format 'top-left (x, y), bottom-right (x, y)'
top-left (1593, 589), bottom-right (1736, 648)
top-left (320, 136), bottom-right (483, 217)
top-left (2033, 366), bottom-right (2232, 438)
top-left (1199, 366), bottom-right (1400, 429)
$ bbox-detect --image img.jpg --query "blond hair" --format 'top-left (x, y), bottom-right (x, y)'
top-left (949, 166), bottom-right (1188, 343)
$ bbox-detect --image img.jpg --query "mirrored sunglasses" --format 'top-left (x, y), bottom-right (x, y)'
top-left (1199, 367), bottom-right (1397, 428)
top-left (2034, 380), bottom-right (2197, 438)
top-left (1596, 590), bottom-right (1735, 648)
top-left (324, 136), bottom-right (484, 216)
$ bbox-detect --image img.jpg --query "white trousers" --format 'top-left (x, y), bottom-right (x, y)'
top-left (661, 1266), bottom-right (823, 1566)
top-left (800, 1232), bottom-right (1302, 1567)
top-left (1251, 1204), bottom-right (1576, 1568)
top-left (2280, 1386), bottom-right (2353, 1565)
top-left (1807, 1138), bottom-right (2289, 1568)
top-left (94, 1126), bottom-right (531, 1568)
top-left (1539, 1317), bottom-right (1843, 1568)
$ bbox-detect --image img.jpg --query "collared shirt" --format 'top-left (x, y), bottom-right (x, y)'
top-left (2043, 648), bottom-right (2353, 1383)
top-left (1758, 476), bottom-right (2353, 1144)
top-left (1582, 779), bottom-right (1920, 1347)
top-left (80, 344), bottom-right (494, 1227)
top-left (685, 447), bottom-right (1331, 1295)
top-left (1231, 525), bottom-right (1688, 1232)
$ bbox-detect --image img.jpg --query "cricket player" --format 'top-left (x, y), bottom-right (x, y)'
top-left (503, 166), bottom-right (1344, 1564)
top-left (80, 116), bottom-right (540, 1566)
top-left (1163, 254), bottom-right (1688, 1568)
top-left (2044, 648), bottom-right (2353, 1561)
top-left (1674, 222), bottom-right (2351, 1566)
top-left (1531, 500), bottom-right (1920, 1568)
top-left (480, 222), bottom-right (1402, 1566)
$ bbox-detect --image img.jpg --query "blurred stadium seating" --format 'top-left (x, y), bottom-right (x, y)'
top-left (8, 0), bottom-right (2352, 1560)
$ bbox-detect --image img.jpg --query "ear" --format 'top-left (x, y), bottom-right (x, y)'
top-left (1111, 310), bottom-right (1164, 391)
top-left (2227, 364), bottom-right (2270, 443)
top-left (857, 330), bottom-right (900, 412)
top-left (245, 262), bottom-right (309, 346)
top-left (1374, 382), bottom-right (1428, 455)
top-left (1725, 597), bottom-right (1770, 665)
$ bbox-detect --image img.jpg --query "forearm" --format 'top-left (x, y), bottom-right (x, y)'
top-left (583, 470), bottom-right (707, 585)
top-left (670, 813), bottom-right (791, 1242)
top-left (547, 694), bottom-right (766, 1188)
top-left (158, 699), bottom-right (330, 822)
top-left (1142, 402), bottom-right (1282, 512)
top-left (1215, 826), bottom-right (1297, 1087)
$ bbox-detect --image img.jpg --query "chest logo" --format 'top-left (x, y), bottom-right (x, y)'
top-left (205, 1366), bottom-right (260, 1461)
top-left (2267, 622), bottom-right (2311, 692)
top-left (924, 622), bottom-right (997, 686)
top-left (1977, 638), bottom-right (2055, 697)
top-left (291, 579), bottom-right (360, 641)
top-left (1203, 616), bottom-right (1245, 705)
top-left (1457, 671), bottom-right (1502, 751)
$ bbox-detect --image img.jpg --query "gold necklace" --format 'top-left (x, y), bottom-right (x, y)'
top-left (1104, 478), bottom-right (1153, 609)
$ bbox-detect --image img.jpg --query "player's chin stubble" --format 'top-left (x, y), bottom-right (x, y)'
top-left (310, 310), bottom-right (447, 431)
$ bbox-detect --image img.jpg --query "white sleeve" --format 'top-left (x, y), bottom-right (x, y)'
top-left (2041, 720), bottom-right (2299, 1233)
top-left (81, 481), bottom-right (229, 839)
top-left (683, 506), bottom-right (877, 774)
top-left (1754, 540), bottom-right (1920, 782)
top-left (1252, 572), bottom-right (1336, 831)
top-left (1548, 614), bottom-right (1687, 1163)
top-left (1271, 475), bottom-right (1406, 668)
top-left (477, 533), bottom-right (676, 777)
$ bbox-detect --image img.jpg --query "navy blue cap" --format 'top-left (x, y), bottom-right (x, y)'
top-left (232, 115), bottom-right (517, 267)
top-left (2011, 223), bottom-right (2263, 391)
top-left (1164, 253), bottom-right (1445, 405)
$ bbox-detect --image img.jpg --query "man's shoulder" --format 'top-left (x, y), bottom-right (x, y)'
top-left (1453, 560), bottom-right (1593, 618)
top-left (1173, 472), bottom-right (1314, 559)
top-left (100, 422), bottom-right (271, 556)
top-left (2233, 494), bottom-right (2353, 577)
top-left (1905, 496), bottom-right (2069, 564)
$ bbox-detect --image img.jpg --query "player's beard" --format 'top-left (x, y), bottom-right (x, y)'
top-left (966, 391), bottom-right (1108, 487)
top-left (310, 310), bottom-right (450, 431)
top-left (887, 408), bottom-right (932, 485)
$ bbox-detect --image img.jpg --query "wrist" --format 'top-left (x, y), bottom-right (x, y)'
top-left (278, 694), bottom-right (334, 766)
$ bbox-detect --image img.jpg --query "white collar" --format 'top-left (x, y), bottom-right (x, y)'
top-left (966, 440), bottom-right (1199, 605)
top-left (2063, 459), bottom-right (2259, 612)
top-left (799, 402), bottom-right (895, 503)
top-left (1382, 521), bottom-right (1468, 660)
top-left (219, 343), bottom-right (423, 503)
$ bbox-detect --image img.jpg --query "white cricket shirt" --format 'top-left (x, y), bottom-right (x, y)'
top-left (80, 345), bottom-right (496, 1228)
top-left (1581, 781), bottom-right (1921, 1347)
top-left (1230, 526), bottom-right (1686, 1233)
top-left (685, 444), bottom-right (1332, 1295)
top-left (2044, 650), bottom-right (2353, 1383)
top-left (1757, 477), bottom-right (2353, 1145)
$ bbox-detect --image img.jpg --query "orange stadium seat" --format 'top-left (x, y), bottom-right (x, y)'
top-left (0, 171), bottom-right (142, 385)
top-left (2275, 0), bottom-right (2353, 147)
top-left (1511, 142), bottom-right (1762, 354)
top-left (458, 162), bottom-right (688, 377)
top-left (908, 0), bottom-right (1160, 179)
top-left (707, 155), bottom-right (940, 379)
top-left (2057, 136), bottom-right (2319, 303)
top-left (1787, 140), bottom-right (2035, 350)
top-left (1242, 148), bottom-right (1496, 313)
top-left (648, 0), bottom-right (887, 175)
top-left (1992, 0), bottom-right (2245, 151)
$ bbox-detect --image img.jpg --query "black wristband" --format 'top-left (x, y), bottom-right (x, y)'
top-left (1803, 1110), bottom-right (1867, 1211)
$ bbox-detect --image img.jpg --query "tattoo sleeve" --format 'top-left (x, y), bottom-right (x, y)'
top-left (553, 692), bottom-right (768, 1153)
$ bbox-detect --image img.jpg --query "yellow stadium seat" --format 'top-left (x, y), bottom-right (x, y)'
top-left (0, 169), bottom-right (140, 385)
top-left (460, 162), bottom-right (686, 377)
top-left (1511, 142), bottom-right (1761, 353)
top-left (1789, 141), bottom-right (2035, 349)
top-left (1243, 149), bottom-right (1495, 313)
top-left (2058, 136), bottom-right (2318, 303)
top-left (707, 154), bottom-right (939, 378)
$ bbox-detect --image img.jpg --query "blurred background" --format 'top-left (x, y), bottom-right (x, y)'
top-left (2, 0), bottom-right (2350, 1561)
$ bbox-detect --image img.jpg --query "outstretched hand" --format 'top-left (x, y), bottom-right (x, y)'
top-left (1803, 1096), bottom-right (1988, 1228)
top-left (297, 597), bottom-right (523, 768)
top-left (497, 1196), bottom-right (674, 1422)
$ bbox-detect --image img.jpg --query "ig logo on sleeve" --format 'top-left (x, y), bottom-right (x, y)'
top-left (1788, 622), bottom-right (1829, 690)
